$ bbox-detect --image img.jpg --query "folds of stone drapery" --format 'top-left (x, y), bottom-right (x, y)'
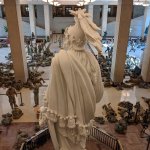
top-left (39, 49), bottom-right (104, 149)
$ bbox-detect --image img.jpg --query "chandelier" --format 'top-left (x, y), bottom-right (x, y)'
top-left (134, 0), bottom-right (150, 6)
top-left (77, 0), bottom-right (95, 6)
top-left (42, 0), bottom-right (61, 6)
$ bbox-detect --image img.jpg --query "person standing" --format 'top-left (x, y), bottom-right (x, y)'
top-left (6, 86), bottom-right (18, 110)
top-left (33, 84), bottom-right (39, 107)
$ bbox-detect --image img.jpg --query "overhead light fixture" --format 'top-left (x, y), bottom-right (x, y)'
top-left (134, 0), bottom-right (150, 6)
top-left (42, 0), bottom-right (61, 6)
top-left (77, 0), bottom-right (95, 6)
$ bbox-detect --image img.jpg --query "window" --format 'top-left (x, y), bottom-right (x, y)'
top-left (108, 5), bottom-right (117, 17)
top-left (21, 5), bottom-right (29, 17)
top-left (65, 6), bottom-right (72, 16)
top-left (53, 5), bottom-right (83, 17)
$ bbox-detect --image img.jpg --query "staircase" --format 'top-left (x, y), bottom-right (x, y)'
top-left (20, 126), bottom-right (123, 150)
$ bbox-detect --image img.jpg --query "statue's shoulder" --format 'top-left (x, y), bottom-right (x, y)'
top-left (51, 49), bottom-right (69, 66)
top-left (55, 49), bottom-right (67, 57)
top-left (86, 50), bottom-right (98, 61)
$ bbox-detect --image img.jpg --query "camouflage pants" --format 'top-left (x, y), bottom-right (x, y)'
top-left (8, 96), bottom-right (17, 109)
top-left (34, 94), bottom-right (39, 105)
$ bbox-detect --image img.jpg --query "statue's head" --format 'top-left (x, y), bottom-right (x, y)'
top-left (63, 12), bottom-right (86, 51)
top-left (63, 9), bottom-right (102, 54)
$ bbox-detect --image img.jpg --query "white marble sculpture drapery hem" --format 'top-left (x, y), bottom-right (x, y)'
top-left (39, 104), bottom-right (93, 137)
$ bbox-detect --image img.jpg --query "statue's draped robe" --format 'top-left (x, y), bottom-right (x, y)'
top-left (45, 49), bottom-right (103, 150)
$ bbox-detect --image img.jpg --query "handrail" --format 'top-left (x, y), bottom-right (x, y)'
top-left (90, 126), bottom-right (123, 150)
top-left (20, 128), bottom-right (50, 150)
top-left (20, 126), bottom-right (123, 150)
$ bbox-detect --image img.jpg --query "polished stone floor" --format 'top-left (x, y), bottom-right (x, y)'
top-left (1, 84), bottom-right (150, 123)
top-left (0, 122), bottom-right (36, 150)
top-left (95, 122), bottom-right (148, 150)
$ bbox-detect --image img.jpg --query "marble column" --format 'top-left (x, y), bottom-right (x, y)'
top-left (141, 28), bottom-right (150, 82)
top-left (0, 5), bottom-right (2, 18)
top-left (4, 0), bottom-right (28, 81)
top-left (44, 4), bottom-right (50, 37)
top-left (88, 4), bottom-right (93, 21)
top-left (28, 4), bottom-right (36, 36)
top-left (142, 6), bottom-right (150, 38)
top-left (101, 5), bottom-right (108, 36)
top-left (111, 0), bottom-right (133, 83)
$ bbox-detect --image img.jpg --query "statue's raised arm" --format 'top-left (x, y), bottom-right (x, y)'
top-left (39, 8), bottom-right (104, 150)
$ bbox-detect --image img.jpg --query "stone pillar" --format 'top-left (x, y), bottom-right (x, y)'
top-left (141, 29), bottom-right (150, 82)
top-left (0, 5), bottom-right (2, 18)
top-left (28, 4), bottom-right (36, 36)
top-left (44, 4), bottom-right (50, 37)
top-left (111, 0), bottom-right (133, 83)
top-left (142, 6), bottom-right (150, 38)
top-left (88, 4), bottom-right (93, 21)
top-left (101, 5), bottom-right (108, 36)
top-left (4, 0), bottom-right (28, 81)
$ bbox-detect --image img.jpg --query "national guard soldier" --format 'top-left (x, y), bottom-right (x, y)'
top-left (33, 83), bottom-right (39, 107)
top-left (6, 86), bottom-right (18, 109)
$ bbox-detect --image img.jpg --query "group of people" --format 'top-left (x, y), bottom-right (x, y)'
top-left (5, 83), bottom-right (40, 110)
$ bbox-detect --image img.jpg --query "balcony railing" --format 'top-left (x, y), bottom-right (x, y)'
top-left (20, 128), bottom-right (50, 150)
top-left (90, 126), bottom-right (123, 150)
top-left (20, 126), bottom-right (123, 150)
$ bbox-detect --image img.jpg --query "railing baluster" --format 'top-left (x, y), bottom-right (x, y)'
top-left (89, 126), bottom-right (123, 150)
top-left (20, 128), bottom-right (50, 150)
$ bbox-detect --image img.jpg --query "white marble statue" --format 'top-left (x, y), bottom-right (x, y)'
top-left (39, 9), bottom-right (104, 150)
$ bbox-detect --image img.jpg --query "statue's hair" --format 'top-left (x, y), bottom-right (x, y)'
top-left (70, 9), bottom-right (102, 54)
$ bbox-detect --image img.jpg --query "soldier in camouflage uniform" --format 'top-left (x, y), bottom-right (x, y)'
top-left (6, 86), bottom-right (18, 109)
top-left (33, 84), bottom-right (39, 107)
